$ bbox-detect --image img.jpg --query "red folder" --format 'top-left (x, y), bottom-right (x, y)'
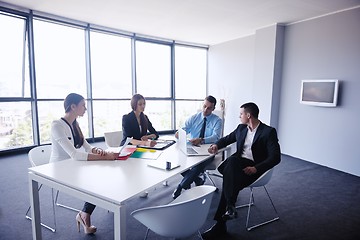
top-left (117, 146), bottom-right (137, 160)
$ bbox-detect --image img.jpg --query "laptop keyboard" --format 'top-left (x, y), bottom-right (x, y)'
top-left (187, 147), bottom-right (198, 154)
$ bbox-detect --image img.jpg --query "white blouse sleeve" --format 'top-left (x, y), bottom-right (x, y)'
top-left (51, 120), bottom-right (89, 161)
top-left (82, 138), bottom-right (93, 153)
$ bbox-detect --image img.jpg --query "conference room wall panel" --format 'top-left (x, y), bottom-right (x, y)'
top-left (208, 7), bottom-right (360, 176)
top-left (279, 7), bottom-right (360, 177)
top-left (208, 35), bottom-right (255, 137)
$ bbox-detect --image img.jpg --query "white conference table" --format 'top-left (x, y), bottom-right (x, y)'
top-left (28, 141), bottom-right (229, 240)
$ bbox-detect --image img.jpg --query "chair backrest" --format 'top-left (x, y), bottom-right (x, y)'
top-left (28, 145), bottom-right (52, 167)
top-left (104, 130), bottom-right (123, 148)
top-left (131, 185), bottom-right (216, 238)
top-left (249, 168), bottom-right (274, 188)
top-left (212, 109), bottom-right (225, 137)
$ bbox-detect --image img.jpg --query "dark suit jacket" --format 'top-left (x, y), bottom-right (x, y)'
top-left (216, 122), bottom-right (281, 174)
top-left (121, 111), bottom-right (159, 146)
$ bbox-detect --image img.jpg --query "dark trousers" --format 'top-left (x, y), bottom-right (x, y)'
top-left (214, 155), bottom-right (262, 221)
top-left (82, 202), bottom-right (96, 215)
top-left (179, 156), bottom-right (215, 189)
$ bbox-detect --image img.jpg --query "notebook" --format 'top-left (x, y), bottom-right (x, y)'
top-left (117, 137), bottom-right (134, 159)
top-left (137, 139), bottom-right (176, 150)
top-left (131, 148), bottom-right (163, 160)
top-left (117, 146), bottom-right (137, 160)
top-left (178, 128), bottom-right (211, 156)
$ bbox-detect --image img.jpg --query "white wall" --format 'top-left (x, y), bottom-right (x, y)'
top-left (208, 7), bottom-right (360, 176)
top-left (252, 25), bottom-right (284, 129)
top-left (208, 35), bottom-right (255, 136)
top-left (279, 8), bottom-right (360, 176)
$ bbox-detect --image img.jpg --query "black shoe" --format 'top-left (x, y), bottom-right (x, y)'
top-left (194, 175), bottom-right (206, 186)
top-left (222, 205), bottom-right (237, 221)
top-left (183, 184), bottom-right (191, 190)
top-left (172, 186), bottom-right (182, 199)
top-left (201, 221), bottom-right (227, 239)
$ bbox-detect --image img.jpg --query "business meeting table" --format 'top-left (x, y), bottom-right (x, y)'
top-left (28, 139), bottom-right (230, 240)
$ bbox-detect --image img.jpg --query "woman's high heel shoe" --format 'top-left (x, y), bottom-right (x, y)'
top-left (76, 212), bottom-right (97, 234)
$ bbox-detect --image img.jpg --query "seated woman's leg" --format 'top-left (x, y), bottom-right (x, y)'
top-left (76, 202), bottom-right (97, 234)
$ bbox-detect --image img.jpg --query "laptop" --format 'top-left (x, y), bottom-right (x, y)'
top-left (178, 128), bottom-right (211, 156)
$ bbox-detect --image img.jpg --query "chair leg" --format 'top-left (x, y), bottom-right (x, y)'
top-left (51, 189), bottom-right (57, 230)
top-left (236, 188), bottom-right (254, 209)
top-left (245, 186), bottom-right (279, 231)
top-left (55, 190), bottom-right (80, 212)
top-left (197, 230), bottom-right (204, 240)
top-left (204, 171), bottom-right (219, 191)
top-left (144, 228), bottom-right (150, 240)
top-left (25, 184), bottom-right (56, 232)
top-left (207, 170), bottom-right (223, 179)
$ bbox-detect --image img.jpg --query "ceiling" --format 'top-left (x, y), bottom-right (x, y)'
top-left (1, 0), bottom-right (360, 45)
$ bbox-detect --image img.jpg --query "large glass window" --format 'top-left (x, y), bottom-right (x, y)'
top-left (32, 20), bottom-right (88, 144)
top-left (135, 41), bottom-right (171, 97)
top-left (90, 31), bottom-right (132, 98)
top-left (0, 12), bottom-right (32, 150)
top-left (175, 100), bottom-right (203, 129)
top-left (144, 100), bottom-right (172, 131)
top-left (0, 102), bottom-right (33, 149)
top-left (175, 45), bottom-right (207, 99)
top-left (174, 46), bottom-right (207, 129)
top-left (92, 100), bottom-right (129, 137)
top-left (0, 7), bottom-right (208, 152)
top-left (33, 19), bottom-right (87, 98)
top-left (0, 13), bottom-right (30, 98)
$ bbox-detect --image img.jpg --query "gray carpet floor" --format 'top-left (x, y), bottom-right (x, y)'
top-left (1, 142), bottom-right (360, 240)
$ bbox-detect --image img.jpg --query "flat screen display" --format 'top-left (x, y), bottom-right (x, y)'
top-left (300, 79), bottom-right (339, 107)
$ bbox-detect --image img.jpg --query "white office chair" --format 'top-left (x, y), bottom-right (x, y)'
top-left (131, 185), bottom-right (217, 239)
top-left (26, 145), bottom-right (80, 232)
top-left (236, 168), bottom-right (280, 231)
top-left (104, 130), bottom-right (123, 148)
top-left (26, 145), bottom-right (57, 232)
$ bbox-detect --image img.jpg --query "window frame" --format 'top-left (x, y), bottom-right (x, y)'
top-left (0, 6), bottom-right (209, 154)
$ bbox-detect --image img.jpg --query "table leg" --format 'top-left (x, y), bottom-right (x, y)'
top-left (29, 175), bottom-right (42, 240)
top-left (114, 205), bottom-right (126, 240)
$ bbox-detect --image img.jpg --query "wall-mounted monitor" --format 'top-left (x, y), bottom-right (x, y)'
top-left (300, 79), bottom-right (339, 107)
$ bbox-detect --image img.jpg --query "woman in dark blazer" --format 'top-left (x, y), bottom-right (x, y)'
top-left (121, 94), bottom-right (159, 147)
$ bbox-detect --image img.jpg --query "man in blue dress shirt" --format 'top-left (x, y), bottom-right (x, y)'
top-left (173, 95), bottom-right (223, 199)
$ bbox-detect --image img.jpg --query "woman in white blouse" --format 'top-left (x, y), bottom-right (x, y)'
top-left (50, 93), bottom-right (118, 234)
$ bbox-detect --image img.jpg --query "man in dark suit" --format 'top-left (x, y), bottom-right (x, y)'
top-left (202, 102), bottom-right (281, 239)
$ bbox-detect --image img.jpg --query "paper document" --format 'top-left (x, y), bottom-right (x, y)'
top-left (118, 137), bottom-right (133, 157)
top-left (137, 139), bottom-right (176, 150)
top-left (131, 148), bottom-right (163, 160)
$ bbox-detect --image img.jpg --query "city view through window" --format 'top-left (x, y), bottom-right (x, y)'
top-left (0, 10), bottom-right (208, 151)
